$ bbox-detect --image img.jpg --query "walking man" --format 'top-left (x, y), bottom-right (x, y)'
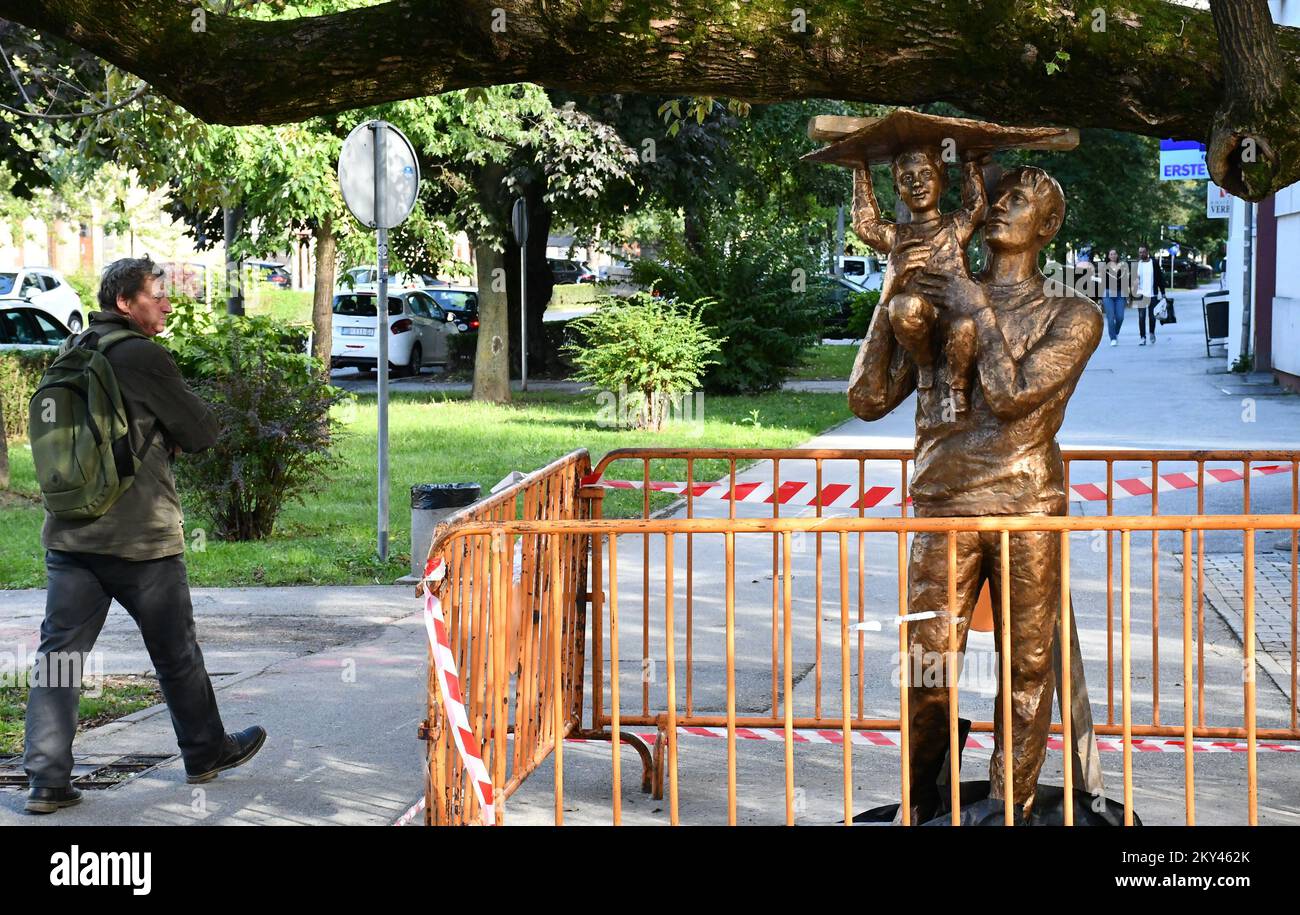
top-left (849, 166), bottom-right (1102, 821)
top-left (1132, 244), bottom-right (1167, 346)
top-left (23, 256), bottom-right (265, 814)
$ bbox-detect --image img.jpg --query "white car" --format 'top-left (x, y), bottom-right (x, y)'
top-left (330, 287), bottom-right (455, 377)
top-left (836, 254), bottom-right (884, 292)
top-left (0, 305), bottom-right (71, 351)
top-left (0, 267), bottom-right (86, 332)
top-left (339, 266), bottom-right (437, 289)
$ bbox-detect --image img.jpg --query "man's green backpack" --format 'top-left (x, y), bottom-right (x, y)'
top-left (28, 327), bottom-right (159, 520)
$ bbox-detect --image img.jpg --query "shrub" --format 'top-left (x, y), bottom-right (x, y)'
top-left (448, 329), bottom-right (477, 373)
top-left (846, 288), bottom-right (881, 339)
top-left (168, 308), bottom-right (345, 541)
top-left (630, 218), bottom-right (825, 393)
top-left (0, 349), bottom-right (56, 441)
top-left (563, 293), bottom-right (721, 431)
top-left (63, 269), bottom-right (101, 310)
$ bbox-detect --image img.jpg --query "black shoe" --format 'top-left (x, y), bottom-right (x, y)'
top-left (186, 725), bottom-right (267, 784)
top-left (26, 785), bottom-right (82, 815)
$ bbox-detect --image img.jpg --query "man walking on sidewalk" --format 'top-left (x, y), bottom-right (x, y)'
top-left (1132, 245), bottom-right (1167, 346)
top-left (23, 256), bottom-right (266, 814)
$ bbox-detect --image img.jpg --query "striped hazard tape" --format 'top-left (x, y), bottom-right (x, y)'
top-left (570, 726), bottom-right (1300, 754)
top-left (581, 464), bottom-right (1291, 512)
top-left (421, 555), bottom-right (495, 826)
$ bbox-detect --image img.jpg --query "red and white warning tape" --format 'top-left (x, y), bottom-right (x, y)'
top-left (393, 795), bottom-right (425, 826)
top-left (571, 726), bottom-right (1299, 754)
top-left (420, 555), bottom-right (495, 826)
top-left (581, 464), bottom-right (1291, 511)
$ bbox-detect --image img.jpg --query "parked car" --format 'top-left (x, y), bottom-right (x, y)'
top-left (837, 254), bottom-right (884, 292)
top-left (330, 288), bottom-right (453, 377)
top-left (0, 267), bottom-right (86, 332)
top-left (246, 260), bottom-right (292, 288)
top-left (1169, 256), bottom-right (1215, 288)
top-left (0, 305), bottom-right (71, 350)
top-left (574, 263), bottom-right (598, 283)
top-left (340, 266), bottom-right (437, 289)
top-left (425, 285), bottom-right (479, 332)
top-left (548, 258), bottom-right (589, 285)
top-left (598, 255), bottom-right (636, 283)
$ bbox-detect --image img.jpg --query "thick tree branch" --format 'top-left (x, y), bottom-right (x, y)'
top-left (2, 0), bottom-right (1299, 198)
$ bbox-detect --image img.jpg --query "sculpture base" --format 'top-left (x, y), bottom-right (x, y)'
top-left (849, 781), bottom-right (1140, 826)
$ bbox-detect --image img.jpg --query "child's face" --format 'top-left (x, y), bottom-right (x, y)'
top-left (894, 152), bottom-right (942, 213)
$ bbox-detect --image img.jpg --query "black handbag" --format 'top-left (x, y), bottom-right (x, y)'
top-left (1156, 295), bottom-right (1177, 325)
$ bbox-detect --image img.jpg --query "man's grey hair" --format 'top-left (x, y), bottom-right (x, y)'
top-left (98, 256), bottom-right (164, 313)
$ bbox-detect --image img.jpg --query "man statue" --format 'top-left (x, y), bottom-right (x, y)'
top-left (848, 165), bottom-right (1103, 822)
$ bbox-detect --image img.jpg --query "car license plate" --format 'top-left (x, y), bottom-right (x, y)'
top-left (341, 327), bottom-right (374, 336)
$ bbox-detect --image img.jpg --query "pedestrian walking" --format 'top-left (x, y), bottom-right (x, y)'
top-left (23, 255), bottom-right (266, 815)
top-left (1131, 244), bottom-right (1167, 346)
top-left (1100, 248), bottom-right (1127, 346)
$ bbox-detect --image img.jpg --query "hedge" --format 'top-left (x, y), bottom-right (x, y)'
top-left (0, 349), bottom-right (56, 442)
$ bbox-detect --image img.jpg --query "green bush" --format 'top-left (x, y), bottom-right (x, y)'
top-left (63, 269), bottom-right (101, 311)
top-left (168, 306), bottom-right (345, 541)
top-left (630, 218), bottom-right (825, 394)
top-left (0, 349), bottom-right (56, 442)
top-left (563, 293), bottom-right (721, 430)
top-left (846, 288), bottom-right (881, 339)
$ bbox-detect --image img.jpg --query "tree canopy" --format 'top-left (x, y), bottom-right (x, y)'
top-left (0, 1), bottom-right (1295, 200)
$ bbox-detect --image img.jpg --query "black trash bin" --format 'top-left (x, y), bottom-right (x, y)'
top-left (1202, 290), bottom-right (1230, 357)
top-left (408, 483), bottom-right (481, 580)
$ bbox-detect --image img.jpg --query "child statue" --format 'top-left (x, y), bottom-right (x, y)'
top-left (851, 147), bottom-right (987, 413)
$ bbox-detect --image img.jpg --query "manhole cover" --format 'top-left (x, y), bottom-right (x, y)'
top-left (0, 754), bottom-right (176, 790)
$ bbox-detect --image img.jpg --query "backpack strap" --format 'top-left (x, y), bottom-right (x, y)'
top-left (76, 326), bottom-right (162, 460)
top-left (88, 327), bottom-right (149, 353)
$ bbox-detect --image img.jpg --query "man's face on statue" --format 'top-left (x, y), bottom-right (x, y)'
top-left (893, 151), bottom-right (943, 213)
top-left (985, 173), bottom-right (1061, 254)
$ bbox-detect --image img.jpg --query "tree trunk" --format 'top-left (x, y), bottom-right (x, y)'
top-left (223, 203), bottom-right (245, 316)
top-left (0, 399), bottom-right (9, 490)
top-left (311, 213), bottom-right (337, 376)
top-left (471, 239), bottom-right (510, 403)
top-left (6, 0), bottom-right (1300, 198)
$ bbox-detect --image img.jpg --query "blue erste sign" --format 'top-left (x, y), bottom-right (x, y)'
top-left (1159, 139), bottom-right (1208, 181)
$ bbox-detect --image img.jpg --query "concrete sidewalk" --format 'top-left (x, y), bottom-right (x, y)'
top-left (0, 586), bottom-right (430, 825)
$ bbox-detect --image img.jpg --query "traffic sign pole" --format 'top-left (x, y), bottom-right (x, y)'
top-left (374, 121), bottom-right (390, 561)
top-left (337, 119), bottom-right (419, 565)
top-left (511, 198), bottom-right (530, 393)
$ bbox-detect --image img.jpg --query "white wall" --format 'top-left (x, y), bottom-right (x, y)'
top-left (1269, 0), bottom-right (1300, 378)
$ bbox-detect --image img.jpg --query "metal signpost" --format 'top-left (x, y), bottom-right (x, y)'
top-left (338, 120), bottom-right (420, 560)
top-left (512, 198), bottom-right (529, 391)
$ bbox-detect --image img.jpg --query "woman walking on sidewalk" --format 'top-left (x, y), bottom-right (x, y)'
top-left (1132, 244), bottom-right (1167, 346)
top-left (1101, 248), bottom-right (1127, 346)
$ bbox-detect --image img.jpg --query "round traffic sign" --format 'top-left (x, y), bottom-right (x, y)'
top-left (338, 120), bottom-right (420, 229)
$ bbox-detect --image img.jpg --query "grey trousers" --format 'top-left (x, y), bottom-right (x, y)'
top-left (24, 549), bottom-right (227, 787)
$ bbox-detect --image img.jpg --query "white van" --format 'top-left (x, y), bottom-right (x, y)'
top-left (836, 254), bottom-right (883, 292)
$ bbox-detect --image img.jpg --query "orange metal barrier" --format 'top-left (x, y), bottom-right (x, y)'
top-left (421, 449), bottom-right (1300, 825)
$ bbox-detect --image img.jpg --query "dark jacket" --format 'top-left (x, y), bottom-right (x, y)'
top-left (41, 310), bottom-right (218, 560)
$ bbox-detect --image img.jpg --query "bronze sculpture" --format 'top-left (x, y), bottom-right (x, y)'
top-left (809, 111), bottom-right (1104, 822)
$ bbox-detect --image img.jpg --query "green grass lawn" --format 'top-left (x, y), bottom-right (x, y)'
top-left (0, 674), bottom-right (162, 755)
top-left (2, 389), bottom-right (851, 589)
top-left (245, 286), bottom-right (313, 325)
top-left (789, 344), bottom-right (857, 381)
